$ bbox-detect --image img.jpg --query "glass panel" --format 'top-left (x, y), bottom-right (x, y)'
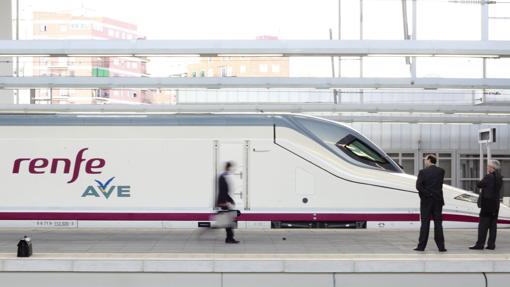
top-left (387, 153), bottom-right (399, 158)
top-left (293, 116), bottom-right (401, 173)
top-left (499, 160), bottom-right (510, 179)
top-left (461, 180), bottom-right (479, 194)
top-left (402, 153), bottom-right (414, 158)
top-left (461, 159), bottom-right (480, 179)
top-left (444, 180), bottom-right (451, 186)
top-left (343, 139), bottom-right (388, 164)
top-left (503, 182), bottom-right (510, 197)
top-left (438, 159), bottom-right (452, 178)
top-left (402, 159), bottom-right (415, 175)
top-left (439, 153), bottom-right (452, 158)
top-left (294, 117), bottom-right (350, 147)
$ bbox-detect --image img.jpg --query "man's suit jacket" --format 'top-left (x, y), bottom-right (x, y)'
top-left (416, 165), bottom-right (445, 205)
top-left (216, 172), bottom-right (234, 207)
top-left (477, 171), bottom-right (503, 215)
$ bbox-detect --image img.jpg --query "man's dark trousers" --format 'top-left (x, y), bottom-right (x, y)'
top-left (418, 197), bottom-right (445, 250)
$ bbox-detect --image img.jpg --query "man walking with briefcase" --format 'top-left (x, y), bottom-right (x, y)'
top-left (216, 161), bottom-right (240, 244)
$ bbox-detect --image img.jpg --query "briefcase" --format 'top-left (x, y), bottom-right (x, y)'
top-left (17, 237), bottom-right (33, 257)
top-left (211, 210), bottom-right (239, 229)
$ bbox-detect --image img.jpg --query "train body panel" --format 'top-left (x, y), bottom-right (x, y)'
top-left (0, 114), bottom-right (508, 228)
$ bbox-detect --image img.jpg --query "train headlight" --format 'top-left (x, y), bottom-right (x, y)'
top-left (454, 193), bottom-right (478, 203)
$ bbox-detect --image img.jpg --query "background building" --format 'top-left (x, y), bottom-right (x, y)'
top-left (31, 11), bottom-right (148, 104)
top-left (187, 36), bottom-right (289, 78)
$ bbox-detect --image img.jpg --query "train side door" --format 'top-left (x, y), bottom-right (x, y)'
top-left (216, 141), bottom-right (248, 210)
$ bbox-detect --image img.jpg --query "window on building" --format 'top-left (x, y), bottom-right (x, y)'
top-left (460, 154), bottom-right (510, 197)
top-left (259, 64), bottom-right (268, 73)
top-left (39, 25), bottom-right (47, 32)
top-left (219, 67), bottom-right (227, 77)
top-left (207, 68), bottom-right (213, 77)
top-left (59, 25), bottom-right (68, 32)
top-left (240, 65), bottom-right (247, 74)
top-left (272, 64), bottom-right (280, 73)
top-left (389, 152), bottom-right (415, 175)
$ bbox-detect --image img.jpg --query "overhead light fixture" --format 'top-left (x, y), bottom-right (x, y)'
top-left (73, 54), bottom-right (133, 57)
top-left (433, 54), bottom-right (500, 58)
top-left (135, 54), bottom-right (200, 57)
top-left (368, 54), bottom-right (501, 58)
top-left (454, 112), bottom-right (489, 115)
top-left (0, 54), bottom-right (51, 57)
top-left (368, 54), bottom-right (433, 57)
top-left (217, 54), bottom-right (284, 57)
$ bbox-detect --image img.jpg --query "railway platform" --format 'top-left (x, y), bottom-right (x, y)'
top-left (0, 228), bottom-right (509, 287)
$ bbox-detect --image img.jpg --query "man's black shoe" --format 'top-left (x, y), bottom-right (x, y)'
top-left (486, 246), bottom-right (495, 250)
top-left (225, 239), bottom-right (240, 244)
top-left (413, 247), bottom-right (425, 251)
top-left (469, 245), bottom-right (484, 250)
top-left (438, 248), bottom-right (447, 252)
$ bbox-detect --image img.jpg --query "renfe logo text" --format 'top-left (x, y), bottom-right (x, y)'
top-left (12, 148), bottom-right (105, 183)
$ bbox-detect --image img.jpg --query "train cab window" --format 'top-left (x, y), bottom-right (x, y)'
top-left (292, 116), bottom-right (402, 172)
top-left (336, 134), bottom-right (393, 170)
top-left (339, 137), bottom-right (387, 164)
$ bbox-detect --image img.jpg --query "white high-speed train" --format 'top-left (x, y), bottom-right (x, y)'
top-left (1, 113), bottom-right (508, 229)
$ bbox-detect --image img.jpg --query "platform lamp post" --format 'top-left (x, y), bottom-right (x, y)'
top-left (478, 128), bottom-right (496, 180)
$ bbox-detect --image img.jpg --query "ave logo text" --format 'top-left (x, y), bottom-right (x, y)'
top-left (82, 177), bottom-right (131, 199)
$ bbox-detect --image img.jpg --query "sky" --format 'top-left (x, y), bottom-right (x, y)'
top-left (13, 0), bottom-right (510, 77)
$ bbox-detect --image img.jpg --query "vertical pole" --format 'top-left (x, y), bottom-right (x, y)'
top-left (337, 0), bottom-right (342, 104)
top-left (359, 0), bottom-right (363, 78)
top-left (479, 143), bottom-right (484, 180)
top-left (244, 140), bottom-right (250, 210)
top-left (481, 0), bottom-right (488, 101)
top-left (481, 0), bottom-right (488, 41)
top-left (411, 0), bottom-right (417, 79)
top-left (359, 0), bottom-right (364, 104)
top-left (15, 0), bottom-right (20, 104)
top-left (338, 0), bottom-right (342, 77)
top-left (329, 28), bottom-right (335, 78)
top-left (487, 143), bottom-right (491, 163)
top-left (329, 28), bottom-right (338, 104)
top-left (213, 140), bottom-right (218, 210)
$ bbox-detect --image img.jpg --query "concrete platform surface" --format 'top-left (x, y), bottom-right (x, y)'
top-left (0, 228), bottom-right (509, 273)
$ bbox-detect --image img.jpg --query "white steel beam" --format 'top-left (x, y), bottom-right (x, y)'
top-left (1, 40), bottom-right (510, 57)
top-left (1, 76), bottom-right (510, 90)
top-left (326, 115), bottom-right (510, 124)
top-left (0, 103), bottom-right (509, 115)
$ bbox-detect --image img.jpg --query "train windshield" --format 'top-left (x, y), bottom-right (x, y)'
top-left (292, 116), bottom-right (402, 173)
top-left (338, 136), bottom-right (387, 164)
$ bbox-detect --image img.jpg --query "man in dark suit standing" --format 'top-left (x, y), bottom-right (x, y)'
top-left (469, 160), bottom-right (503, 250)
top-left (414, 154), bottom-right (447, 252)
top-left (216, 161), bottom-right (239, 244)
